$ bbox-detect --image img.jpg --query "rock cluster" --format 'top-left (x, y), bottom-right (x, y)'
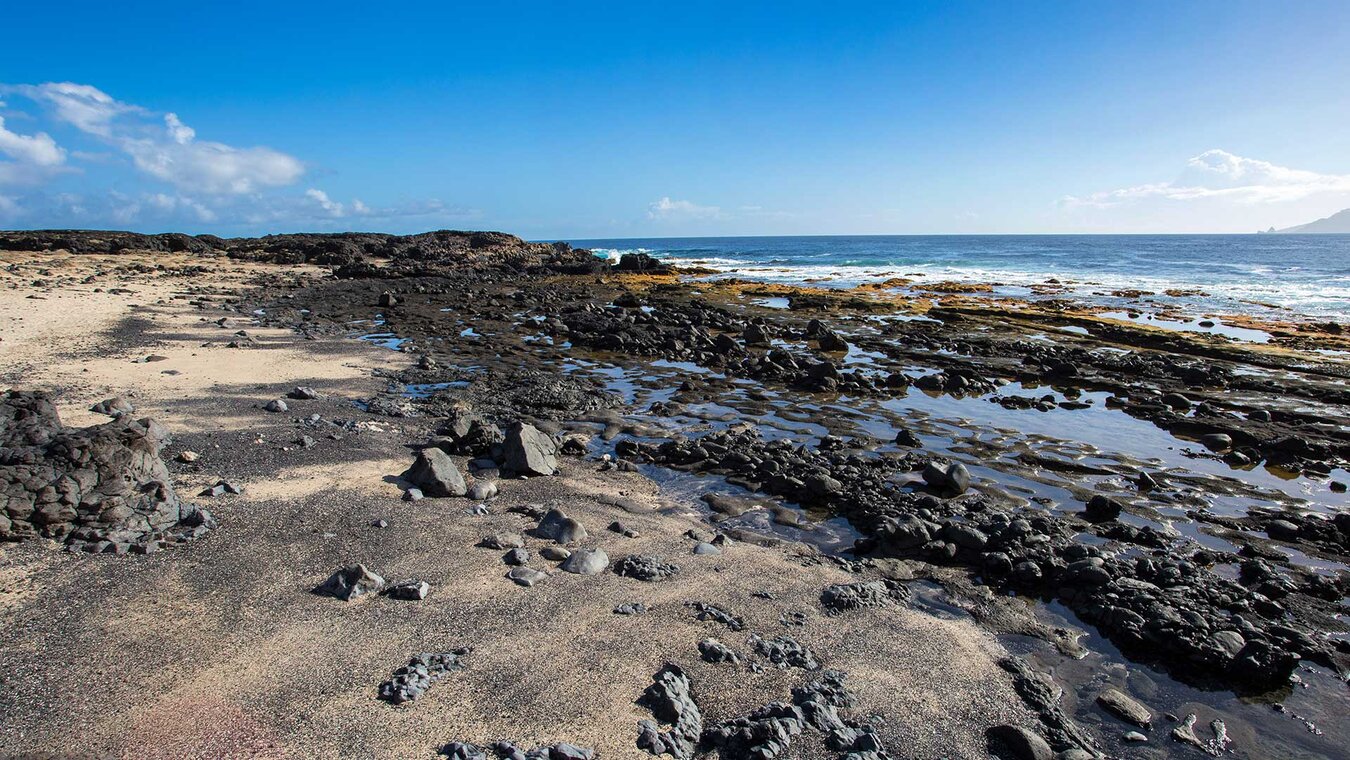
top-left (378, 649), bottom-right (470, 704)
top-left (701, 670), bottom-right (888, 760)
top-left (1, 390), bottom-right (213, 553)
top-left (440, 741), bottom-right (594, 760)
top-left (637, 664), bottom-right (703, 759)
top-left (614, 554), bottom-right (680, 581)
top-left (628, 426), bottom-right (1345, 694)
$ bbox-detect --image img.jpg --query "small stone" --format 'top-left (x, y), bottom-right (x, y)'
top-left (1200, 432), bottom-right (1233, 451)
top-left (176, 450), bottom-right (200, 463)
top-left (382, 579), bottom-right (430, 601)
top-left (1096, 687), bottom-right (1152, 728)
top-left (482, 532), bottom-right (525, 550)
top-left (540, 546), bottom-right (571, 561)
top-left (503, 548), bottom-right (529, 566)
top-left (288, 386), bottom-right (320, 400)
top-left (507, 566), bottom-right (549, 587)
top-left (404, 487), bottom-right (424, 502)
top-left (614, 602), bottom-right (647, 615)
top-left (263, 399), bottom-right (288, 413)
top-left (467, 480), bottom-right (498, 501)
top-left (315, 564), bottom-right (385, 600)
top-left (1123, 731), bottom-right (1148, 743)
top-left (371, 519), bottom-right (389, 529)
top-left (692, 542), bottom-right (721, 556)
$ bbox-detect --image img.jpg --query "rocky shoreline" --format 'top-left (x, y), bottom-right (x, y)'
top-left (1, 230), bottom-right (1347, 759)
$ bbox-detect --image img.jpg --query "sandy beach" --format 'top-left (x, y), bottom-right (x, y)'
top-left (1, 233), bottom-right (1347, 760)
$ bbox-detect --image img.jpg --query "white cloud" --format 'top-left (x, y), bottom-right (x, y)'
top-left (648, 196), bottom-right (722, 220)
top-left (1063, 149), bottom-right (1350, 208)
top-left (4, 81), bottom-right (304, 194)
top-left (164, 113), bottom-right (195, 145)
top-left (305, 187), bottom-right (345, 216)
top-left (0, 114), bottom-right (67, 185)
top-left (10, 82), bottom-right (138, 137)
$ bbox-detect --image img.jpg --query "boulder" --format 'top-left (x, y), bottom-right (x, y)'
top-left (403, 448), bottom-right (467, 497)
top-left (501, 422), bottom-right (558, 476)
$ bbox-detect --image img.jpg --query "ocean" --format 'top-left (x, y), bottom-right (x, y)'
top-left (567, 234), bottom-right (1350, 321)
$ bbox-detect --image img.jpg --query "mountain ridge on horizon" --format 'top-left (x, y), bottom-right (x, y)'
top-left (1272, 208), bottom-right (1350, 234)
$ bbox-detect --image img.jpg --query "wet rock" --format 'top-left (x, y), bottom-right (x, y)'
top-left (743, 323), bottom-right (771, 347)
top-left (403, 448), bottom-right (467, 497)
top-left (1083, 494), bottom-right (1123, 522)
top-left (378, 649), bottom-right (468, 704)
top-left (263, 399), bottom-right (289, 413)
top-left (893, 428), bottom-right (922, 447)
top-left (382, 579), bottom-right (431, 601)
top-left (535, 508), bottom-right (588, 543)
top-left (315, 564), bottom-right (385, 600)
top-left (1161, 392), bottom-right (1191, 411)
top-left (559, 548), bottom-right (609, 575)
top-left (986, 725), bottom-right (1053, 760)
top-left (501, 421), bottom-right (558, 476)
top-left (922, 460), bottom-right (971, 496)
top-left (507, 566), bottom-right (549, 587)
top-left (615, 554), bottom-right (680, 581)
top-left (1200, 433), bottom-right (1233, 452)
top-left (1264, 519), bottom-right (1300, 541)
top-left (1095, 687), bottom-right (1152, 727)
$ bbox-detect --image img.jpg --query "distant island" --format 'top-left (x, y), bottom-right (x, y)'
top-left (1265, 207), bottom-right (1350, 233)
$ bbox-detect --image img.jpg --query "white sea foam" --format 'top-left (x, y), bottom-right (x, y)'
top-left (663, 257), bottom-right (1350, 320)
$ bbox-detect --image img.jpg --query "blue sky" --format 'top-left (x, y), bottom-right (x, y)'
top-left (1, 1), bottom-right (1348, 237)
